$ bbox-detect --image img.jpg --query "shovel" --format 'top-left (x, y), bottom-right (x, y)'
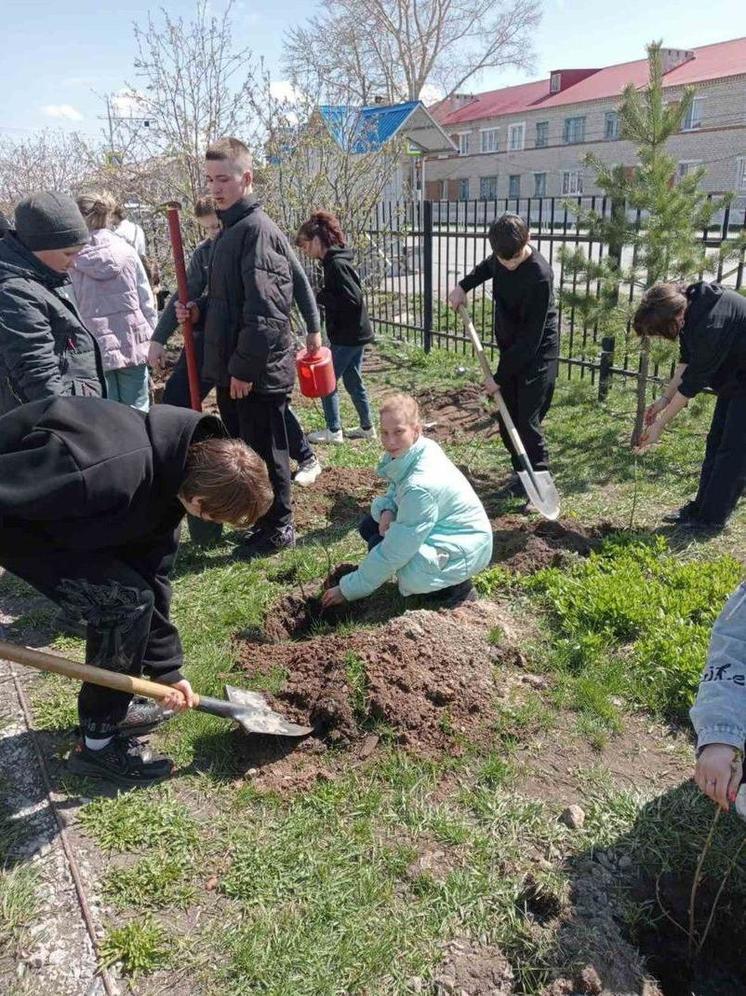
top-left (0, 640), bottom-right (312, 738)
top-left (458, 305), bottom-right (560, 521)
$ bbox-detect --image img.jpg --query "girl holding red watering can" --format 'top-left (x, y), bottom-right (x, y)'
top-left (296, 211), bottom-right (375, 444)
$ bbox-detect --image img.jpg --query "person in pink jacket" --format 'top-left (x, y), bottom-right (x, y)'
top-left (70, 192), bottom-right (157, 410)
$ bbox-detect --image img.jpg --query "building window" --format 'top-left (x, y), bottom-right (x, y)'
top-left (480, 128), bottom-right (499, 154)
top-left (682, 97), bottom-right (704, 131)
top-left (457, 132), bottom-right (471, 156)
top-left (562, 170), bottom-right (583, 195)
top-left (457, 178), bottom-right (470, 199)
top-left (604, 111), bottom-right (620, 140)
top-left (535, 121), bottom-right (549, 148)
top-left (676, 161), bottom-right (701, 182)
top-left (550, 72), bottom-right (561, 94)
top-left (508, 123), bottom-right (525, 151)
top-left (563, 116), bottom-right (586, 144)
top-left (533, 172), bottom-right (547, 197)
top-left (479, 175), bottom-right (498, 199)
top-left (738, 158), bottom-right (746, 192)
top-left (509, 174), bottom-right (521, 199)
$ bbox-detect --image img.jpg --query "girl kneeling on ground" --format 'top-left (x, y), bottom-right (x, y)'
top-left (296, 210), bottom-right (376, 444)
top-left (322, 394), bottom-right (493, 610)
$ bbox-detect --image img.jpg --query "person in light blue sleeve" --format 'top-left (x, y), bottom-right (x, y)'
top-left (322, 393), bottom-right (493, 611)
top-left (690, 582), bottom-right (746, 811)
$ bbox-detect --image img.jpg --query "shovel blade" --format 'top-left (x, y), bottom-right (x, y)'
top-left (517, 470), bottom-right (561, 521)
top-left (224, 685), bottom-right (313, 737)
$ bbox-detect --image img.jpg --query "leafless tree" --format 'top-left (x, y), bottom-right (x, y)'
top-left (283, 0), bottom-right (542, 104)
top-left (0, 130), bottom-right (92, 216)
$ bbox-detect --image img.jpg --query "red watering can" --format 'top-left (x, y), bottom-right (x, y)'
top-left (296, 347), bottom-right (336, 398)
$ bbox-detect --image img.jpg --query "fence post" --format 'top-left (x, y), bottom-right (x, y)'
top-left (423, 199), bottom-right (433, 353)
top-left (598, 335), bottom-right (615, 401)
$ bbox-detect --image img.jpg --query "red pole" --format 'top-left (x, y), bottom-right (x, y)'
top-left (166, 205), bottom-right (202, 412)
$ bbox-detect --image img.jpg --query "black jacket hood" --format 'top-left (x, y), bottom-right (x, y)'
top-left (685, 281), bottom-right (724, 326)
top-left (323, 245), bottom-right (354, 265)
top-left (0, 232), bottom-right (69, 289)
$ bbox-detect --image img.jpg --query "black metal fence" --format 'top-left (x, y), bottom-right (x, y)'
top-left (360, 196), bottom-right (746, 393)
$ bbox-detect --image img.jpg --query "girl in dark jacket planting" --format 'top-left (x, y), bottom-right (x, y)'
top-left (0, 192), bottom-right (105, 416)
top-left (296, 211), bottom-right (376, 444)
top-left (634, 281), bottom-right (746, 531)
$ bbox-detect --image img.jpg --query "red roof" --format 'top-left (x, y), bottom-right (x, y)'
top-left (436, 36), bottom-right (746, 125)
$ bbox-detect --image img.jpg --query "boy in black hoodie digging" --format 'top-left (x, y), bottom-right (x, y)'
top-left (449, 213), bottom-right (558, 496)
top-left (0, 396), bottom-right (272, 786)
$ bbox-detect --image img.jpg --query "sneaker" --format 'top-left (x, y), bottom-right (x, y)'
top-left (662, 501), bottom-right (699, 525)
top-left (67, 737), bottom-right (173, 788)
top-left (344, 426), bottom-right (377, 440)
top-left (677, 517), bottom-right (726, 535)
top-left (233, 524), bottom-right (296, 561)
top-left (293, 456), bottom-right (322, 487)
top-left (116, 697), bottom-right (173, 739)
top-left (422, 579), bottom-right (478, 609)
top-left (308, 428), bottom-right (344, 444)
top-left (498, 474), bottom-right (524, 499)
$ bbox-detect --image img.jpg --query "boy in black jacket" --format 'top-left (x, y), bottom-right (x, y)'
top-left (0, 397), bottom-right (272, 786)
top-left (177, 137), bottom-right (314, 558)
top-left (449, 213), bottom-right (558, 494)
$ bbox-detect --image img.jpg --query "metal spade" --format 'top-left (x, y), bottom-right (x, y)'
top-left (0, 640), bottom-right (312, 738)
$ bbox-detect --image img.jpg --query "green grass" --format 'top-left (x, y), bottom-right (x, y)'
top-left (3, 334), bottom-right (745, 993)
top-left (98, 917), bottom-right (171, 977)
top-left (0, 865), bottom-right (40, 955)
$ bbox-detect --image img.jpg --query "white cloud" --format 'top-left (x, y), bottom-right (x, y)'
top-left (110, 89), bottom-right (149, 120)
top-left (42, 103), bottom-right (84, 122)
top-left (270, 80), bottom-right (303, 105)
top-left (419, 83), bottom-right (445, 106)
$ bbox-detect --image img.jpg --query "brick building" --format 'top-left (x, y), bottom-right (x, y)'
top-left (425, 37), bottom-right (746, 202)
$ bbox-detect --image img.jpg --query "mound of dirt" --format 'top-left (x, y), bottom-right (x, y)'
top-left (291, 466), bottom-right (380, 533)
top-left (488, 514), bottom-right (612, 574)
top-left (237, 597), bottom-right (514, 755)
top-left (433, 939), bottom-right (514, 995)
top-left (417, 384), bottom-right (499, 443)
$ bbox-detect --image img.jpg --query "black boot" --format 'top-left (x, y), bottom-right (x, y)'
top-left (67, 737), bottom-right (173, 788)
top-left (422, 579), bottom-right (478, 609)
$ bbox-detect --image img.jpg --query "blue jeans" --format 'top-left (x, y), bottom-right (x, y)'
top-left (321, 345), bottom-right (373, 433)
top-left (105, 364), bottom-right (150, 411)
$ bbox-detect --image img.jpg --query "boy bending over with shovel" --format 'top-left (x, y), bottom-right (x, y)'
top-left (449, 213), bottom-right (559, 498)
top-left (0, 396), bottom-right (272, 786)
top-left (322, 394), bottom-right (492, 611)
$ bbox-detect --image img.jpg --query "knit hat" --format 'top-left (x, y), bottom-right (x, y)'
top-left (15, 192), bottom-right (90, 251)
top-left (0, 210), bottom-right (9, 237)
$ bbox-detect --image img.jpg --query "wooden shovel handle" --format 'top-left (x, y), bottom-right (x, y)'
top-left (458, 305), bottom-right (530, 461)
top-left (0, 639), bottom-right (196, 704)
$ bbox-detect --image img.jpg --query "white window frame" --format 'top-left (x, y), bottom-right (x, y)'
top-left (533, 172), bottom-right (547, 197)
top-left (479, 127), bottom-right (499, 154)
top-left (479, 175), bottom-right (498, 200)
top-left (457, 131), bottom-right (471, 156)
top-left (562, 169), bottom-right (583, 195)
top-left (604, 111), bottom-right (620, 140)
top-left (508, 174), bottom-right (521, 198)
top-left (507, 122), bottom-right (525, 151)
top-left (550, 72), bottom-right (561, 94)
top-left (682, 96), bottom-right (705, 132)
top-left (535, 120), bottom-right (549, 148)
top-left (738, 157), bottom-right (746, 193)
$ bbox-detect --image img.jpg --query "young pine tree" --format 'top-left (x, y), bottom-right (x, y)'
top-left (560, 41), bottom-right (730, 445)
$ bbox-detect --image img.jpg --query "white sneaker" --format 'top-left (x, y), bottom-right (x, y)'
top-left (294, 456), bottom-right (322, 487)
top-left (307, 428), bottom-right (344, 444)
top-left (344, 426), bottom-right (377, 440)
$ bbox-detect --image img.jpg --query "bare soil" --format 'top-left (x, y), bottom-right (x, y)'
top-left (416, 383), bottom-right (499, 443)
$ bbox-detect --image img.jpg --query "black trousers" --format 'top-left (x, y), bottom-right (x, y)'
top-left (497, 364), bottom-right (555, 473)
top-left (0, 525), bottom-right (167, 736)
top-left (359, 513), bottom-right (384, 551)
top-left (216, 388), bottom-right (293, 530)
top-left (693, 394), bottom-right (746, 525)
top-left (164, 338), bottom-right (312, 464)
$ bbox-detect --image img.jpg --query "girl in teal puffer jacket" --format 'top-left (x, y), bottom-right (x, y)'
top-left (322, 394), bottom-right (493, 609)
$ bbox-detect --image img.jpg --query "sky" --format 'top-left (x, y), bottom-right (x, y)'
top-left (1, 0), bottom-right (744, 141)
